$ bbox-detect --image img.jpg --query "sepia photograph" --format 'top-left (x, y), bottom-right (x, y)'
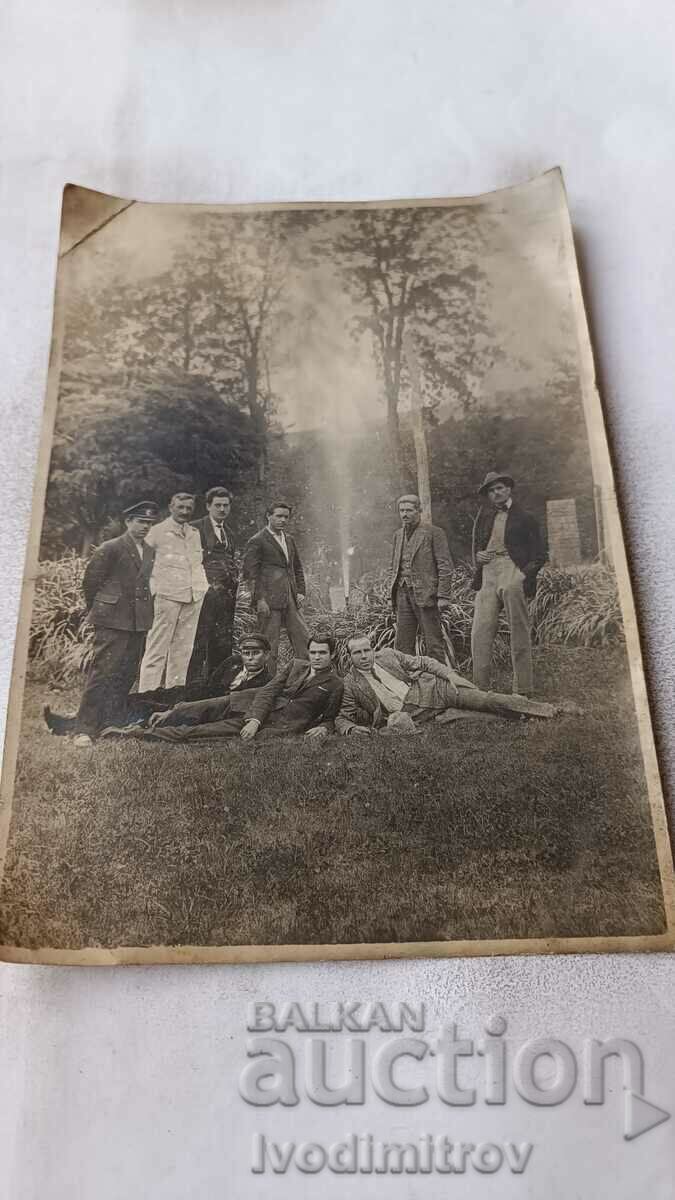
top-left (0, 169), bottom-right (672, 963)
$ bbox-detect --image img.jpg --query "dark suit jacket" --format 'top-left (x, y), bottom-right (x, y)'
top-left (390, 522), bottom-right (453, 608)
top-left (247, 659), bottom-right (343, 734)
top-left (335, 647), bottom-right (472, 735)
top-left (164, 662), bottom-right (275, 723)
top-left (204, 655), bottom-right (272, 694)
top-left (183, 655), bottom-right (273, 702)
top-left (83, 532), bottom-right (154, 632)
top-left (471, 501), bottom-right (546, 598)
top-left (190, 516), bottom-right (238, 594)
top-left (242, 528), bottom-right (306, 610)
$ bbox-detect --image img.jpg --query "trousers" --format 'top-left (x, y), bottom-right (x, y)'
top-left (394, 583), bottom-right (445, 663)
top-left (139, 593), bottom-right (204, 691)
top-left (187, 585), bottom-right (235, 688)
top-left (258, 597), bottom-right (309, 673)
top-left (404, 678), bottom-right (554, 723)
top-left (77, 628), bottom-right (146, 735)
top-left (471, 556), bottom-right (533, 695)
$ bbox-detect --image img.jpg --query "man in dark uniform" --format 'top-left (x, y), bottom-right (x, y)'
top-left (44, 501), bottom-right (158, 746)
top-left (187, 486), bottom-right (239, 688)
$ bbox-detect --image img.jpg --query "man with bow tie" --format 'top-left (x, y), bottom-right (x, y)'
top-left (471, 471), bottom-right (546, 697)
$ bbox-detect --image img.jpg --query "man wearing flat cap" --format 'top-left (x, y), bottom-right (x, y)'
top-left (44, 500), bottom-right (159, 745)
top-left (389, 494), bottom-right (453, 663)
top-left (471, 471), bottom-right (546, 696)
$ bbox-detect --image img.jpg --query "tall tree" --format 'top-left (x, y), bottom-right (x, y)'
top-left (311, 206), bottom-right (494, 487)
top-left (63, 211), bottom-right (303, 511)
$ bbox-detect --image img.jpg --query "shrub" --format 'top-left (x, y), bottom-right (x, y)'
top-left (28, 554), bottom-right (624, 688)
top-left (531, 562), bottom-right (623, 647)
top-left (29, 552), bottom-right (94, 685)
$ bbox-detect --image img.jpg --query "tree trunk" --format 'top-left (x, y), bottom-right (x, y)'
top-left (402, 330), bottom-right (432, 521)
top-left (386, 394), bottom-right (405, 492)
top-left (245, 357), bottom-right (269, 525)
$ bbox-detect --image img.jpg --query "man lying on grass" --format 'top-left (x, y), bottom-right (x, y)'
top-left (101, 633), bottom-right (343, 743)
top-left (335, 635), bottom-right (580, 736)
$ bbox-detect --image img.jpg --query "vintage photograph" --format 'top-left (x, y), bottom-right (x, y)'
top-left (0, 171), bottom-right (673, 962)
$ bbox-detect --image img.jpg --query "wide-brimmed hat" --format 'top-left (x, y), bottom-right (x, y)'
top-left (477, 471), bottom-right (515, 496)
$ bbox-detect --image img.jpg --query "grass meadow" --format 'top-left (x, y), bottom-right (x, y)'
top-left (0, 643), bottom-right (666, 951)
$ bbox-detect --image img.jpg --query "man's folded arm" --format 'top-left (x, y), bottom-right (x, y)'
top-left (82, 541), bottom-right (115, 608)
top-left (391, 647), bottom-right (455, 682)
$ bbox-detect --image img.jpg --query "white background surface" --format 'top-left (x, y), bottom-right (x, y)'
top-left (1, 3), bottom-right (674, 1197)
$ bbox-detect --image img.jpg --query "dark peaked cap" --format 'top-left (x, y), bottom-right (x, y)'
top-left (123, 501), bottom-right (160, 520)
top-left (239, 633), bottom-right (271, 652)
top-left (478, 471), bottom-right (515, 496)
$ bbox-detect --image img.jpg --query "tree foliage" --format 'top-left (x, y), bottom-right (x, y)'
top-left (310, 206), bottom-right (496, 487)
top-left (43, 368), bottom-right (258, 555)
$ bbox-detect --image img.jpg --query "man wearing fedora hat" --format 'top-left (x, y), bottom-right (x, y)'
top-left (471, 471), bottom-right (546, 696)
top-left (44, 500), bottom-right (159, 745)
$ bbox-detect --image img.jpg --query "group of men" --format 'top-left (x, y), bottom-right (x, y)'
top-left (45, 469), bottom-right (557, 748)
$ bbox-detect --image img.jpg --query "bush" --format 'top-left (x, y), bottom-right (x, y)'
top-left (28, 554), bottom-right (624, 688)
top-left (531, 562), bottom-right (623, 647)
top-left (29, 552), bottom-right (94, 685)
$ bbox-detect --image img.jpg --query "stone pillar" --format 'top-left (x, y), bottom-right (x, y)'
top-left (547, 499), bottom-right (582, 566)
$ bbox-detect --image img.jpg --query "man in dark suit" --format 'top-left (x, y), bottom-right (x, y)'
top-left (390, 494), bottom-right (453, 663)
top-left (471, 471), bottom-right (546, 696)
top-left (187, 486), bottom-right (239, 688)
top-left (103, 633), bottom-right (343, 743)
top-left (44, 501), bottom-right (158, 745)
top-left (335, 635), bottom-right (557, 736)
top-left (242, 500), bottom-right (309, 673)
top-left (239, 633), bottom-right (343, 741)
top-left (105, 632), bottom-right (275, 741)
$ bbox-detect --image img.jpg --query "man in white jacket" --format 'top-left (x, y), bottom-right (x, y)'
top-left (138, 492), bottom-right (208, 693)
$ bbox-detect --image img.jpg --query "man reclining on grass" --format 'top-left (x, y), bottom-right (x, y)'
top-left (335, 635), bottom-right (579, 736)
top-left (102, 632), bottom-right (343, 744)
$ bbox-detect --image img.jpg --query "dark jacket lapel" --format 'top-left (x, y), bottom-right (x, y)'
top-left (262, 527), bottom-right (290, 565)
top-left (202, 516), bottom-right (218, 550)
top-left (405, 524), bottom-right (425, 563)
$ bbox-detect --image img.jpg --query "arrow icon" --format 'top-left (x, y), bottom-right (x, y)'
top-left (624, 1090), bottom-right (671, 1140)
